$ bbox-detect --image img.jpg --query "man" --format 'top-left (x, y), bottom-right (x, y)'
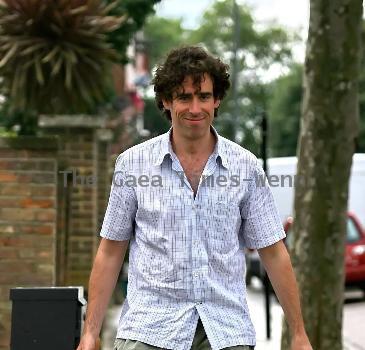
top-left (77, 46), bottom-right (312, 350)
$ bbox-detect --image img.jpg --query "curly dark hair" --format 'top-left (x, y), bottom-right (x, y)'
top-left (152, 46), bottom-right (231, 121)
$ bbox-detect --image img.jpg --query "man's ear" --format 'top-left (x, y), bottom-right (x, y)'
top-left (214, 99), bottom-right (220, 109)
top-left (162, 99), bottom-right (171, 110)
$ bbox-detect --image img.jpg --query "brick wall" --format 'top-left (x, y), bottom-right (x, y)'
top-left (63, 127), bottom-right (97, 288)
top-left (39, 116), bottom-right (112, 289)
top-left (0, 136), bottom-right (59, 350)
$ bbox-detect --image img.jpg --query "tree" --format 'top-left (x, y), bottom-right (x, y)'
top-left (143, 97), bottom-right (170, 137)
top-left (105, 0), bottom-right (161, 64)
top-left (187, 0), bottom-right (295, 151)
top-left (267, 56), bottom-right (365, 157)
top-left (0, 0), bottom-right (123, 114)
top-left (268, 64), bottom-right (303, 157)
top-left (143, 16), bottom-right (187, 69)
top-left (281, 1), bottom-right (363, 349)
top-left (0, 0), bottom-right (160, 134)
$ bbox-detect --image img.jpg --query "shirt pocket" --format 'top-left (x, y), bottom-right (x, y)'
top-left (203, 198), bottom-right (241, 244)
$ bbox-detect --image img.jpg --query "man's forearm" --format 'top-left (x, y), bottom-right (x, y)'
top-left (258, 241), bottom-right (306, 336)
top-left (82, 238), bottom-right (129, 339)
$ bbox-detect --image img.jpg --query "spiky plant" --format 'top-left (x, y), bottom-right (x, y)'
top-left (0, 0), bottom-right (125, 114)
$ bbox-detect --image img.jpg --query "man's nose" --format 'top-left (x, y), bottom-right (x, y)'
top-left (189, 97), bottom-right (202, 114)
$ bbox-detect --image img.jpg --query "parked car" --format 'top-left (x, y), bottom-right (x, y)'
top-left (246, 213), bottom-right (365, 292)
top-left (344, 214), bottom-right (365, 290)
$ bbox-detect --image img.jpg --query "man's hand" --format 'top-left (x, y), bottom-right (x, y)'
top-left (76, 238), bottom-right (129, 350)
top-left (76, 333), bottom-right (100, 350)
top-left (290, 332), bottom-right (313, 350)
top-left (258, 242), bottom-right (313, 350)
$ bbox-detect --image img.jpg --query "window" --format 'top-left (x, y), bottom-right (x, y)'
top-left (347, 218), bottom-right (361, 243)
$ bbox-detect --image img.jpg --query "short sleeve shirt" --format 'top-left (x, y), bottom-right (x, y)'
top-left (100, 126), bottom-right (286, 350)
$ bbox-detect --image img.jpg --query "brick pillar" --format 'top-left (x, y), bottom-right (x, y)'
top-left (0, 136), bottom-right (59, 350)
top-left (39, 115), bottom-right (112, 289)
top-left (95, 129), bottom-right (113, 234)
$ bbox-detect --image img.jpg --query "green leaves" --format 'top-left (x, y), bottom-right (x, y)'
top-left (144, 16), bottom-right (187, 69)
top-left (104, 0), bottom-right (161, 64)
top-left (0, 0), bottom-right (125, 114)
top-left (184, 0), bottom-right (296, 151)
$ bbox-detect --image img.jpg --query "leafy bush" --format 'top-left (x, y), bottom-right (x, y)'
top-left (0, 0), bottom-right (124, 114)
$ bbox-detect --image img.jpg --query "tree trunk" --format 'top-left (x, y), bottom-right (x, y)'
top-left (281, 1), bottom-right (363, 349)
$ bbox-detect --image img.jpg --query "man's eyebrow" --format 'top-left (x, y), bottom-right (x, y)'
top-left (174, 91), bottom-right (213, 100)
top-left (175, 92), bottom-right (192, 98)
top-left (176, 91), bottom-right (213, 96)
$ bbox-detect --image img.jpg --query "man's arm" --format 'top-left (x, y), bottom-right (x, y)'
top-left (77, 238), bottom-right (129, 350)
top-left (258, 240), bottom-right (312, 350)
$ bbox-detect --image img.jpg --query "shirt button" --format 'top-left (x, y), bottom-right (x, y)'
top-left (194, 272), bottom-right (199, 278)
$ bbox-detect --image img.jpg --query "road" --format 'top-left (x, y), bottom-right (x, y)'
top-left (102, 280), bottom-right (365, 350)
top-left (248, 279), bottom-right (365, 350)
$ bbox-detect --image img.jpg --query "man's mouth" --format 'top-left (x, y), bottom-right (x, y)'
top-left (183, 114), bottom-right (206, 121)
top-left (185, 117), bottom-right (204, 121)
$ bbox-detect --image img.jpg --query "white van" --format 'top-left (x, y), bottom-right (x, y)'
top-left (267, 153), bottom-right (365, 226)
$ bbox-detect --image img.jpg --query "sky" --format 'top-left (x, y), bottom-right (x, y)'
top-left (154, 0), bottom-right (310, 62)
top-left (155, 0), bottom-right (309, 32)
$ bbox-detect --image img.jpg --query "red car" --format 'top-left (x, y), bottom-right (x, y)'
top-left (284, 213), bottom-right (365, 291)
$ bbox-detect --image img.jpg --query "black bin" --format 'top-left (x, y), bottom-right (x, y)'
top-left (9, 287), bottom-right (86, 350)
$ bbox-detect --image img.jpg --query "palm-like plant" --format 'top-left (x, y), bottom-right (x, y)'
top-left (0, 0), bottom-right (125, 114)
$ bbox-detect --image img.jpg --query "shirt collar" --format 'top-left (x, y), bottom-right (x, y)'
top-left (153, 125), bottom-right (230, 169)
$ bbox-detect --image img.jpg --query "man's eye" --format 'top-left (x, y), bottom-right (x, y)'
top-left (178, 96), bottom-right (189, 101)
top-left (200, 95), bottom-right (211, 100)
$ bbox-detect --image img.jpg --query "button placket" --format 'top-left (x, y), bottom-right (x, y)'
top-left (190, 154), bottom-right (217, 303)
top-left (191, 197), bottom-right (201, 301)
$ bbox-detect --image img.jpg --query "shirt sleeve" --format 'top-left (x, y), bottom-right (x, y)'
top-left (240, 162), bottom-right (286, 249)
top-left (99, 154), bottom-right (137, 241)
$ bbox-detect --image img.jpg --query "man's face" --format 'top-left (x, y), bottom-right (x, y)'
top-left (162, 74), bottom-right (220, 139)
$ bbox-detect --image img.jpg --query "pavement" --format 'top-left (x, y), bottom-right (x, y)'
top-left (343, 289), bottom-right (365, 350)
top-left (101, 279), bottom-right (365, 350)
